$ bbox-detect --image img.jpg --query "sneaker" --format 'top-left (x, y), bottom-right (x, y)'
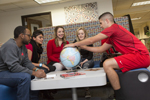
top-left (51, 89), bottom-right (57, 94)
top-left (85, 90), bottom-right (91, 98)
top-left (43, 93), bottom-right (54, 100)
top-left (108, 94), bottom-right (115, 99)
top-left (41, 90), bottom-right (54, 100)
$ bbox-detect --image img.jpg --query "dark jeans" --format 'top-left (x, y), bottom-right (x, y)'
top-left (80, 58), bottom-right (94, 68)
top-left (37, 63), bottom-right (56, 74)
top-left (47, 61), bottom-right (57, 71)
top-left (0, 71), bottom-right (31, 100)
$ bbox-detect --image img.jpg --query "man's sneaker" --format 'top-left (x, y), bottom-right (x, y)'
top-left (85, 90), bottom-right (91, 98)
top-left (108, 94), bottom-right (115, 99)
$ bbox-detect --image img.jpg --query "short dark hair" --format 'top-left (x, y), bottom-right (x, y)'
top-left (98, 12), bottom-right (114, 22)
top-left (32, 30), bottom-right (43, 39)
top-left (14, 26), bottom-right (26, 38)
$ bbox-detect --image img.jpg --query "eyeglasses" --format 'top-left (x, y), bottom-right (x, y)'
top-left (24, 34), bottom-right (31, 37)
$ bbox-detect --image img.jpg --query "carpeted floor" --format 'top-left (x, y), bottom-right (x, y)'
top-left (40, 83), bottom-right (114, 100)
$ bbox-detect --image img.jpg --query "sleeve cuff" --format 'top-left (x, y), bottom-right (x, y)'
top-left (28, 70), bottom-right (33, 75)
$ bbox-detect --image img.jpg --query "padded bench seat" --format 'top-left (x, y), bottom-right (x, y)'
top-left (0, 84), bottom-right (17, 100)
top-left (117, 68), bottom-right (150, 100)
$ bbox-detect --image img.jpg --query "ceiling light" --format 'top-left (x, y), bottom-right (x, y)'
top-left (131, 17), bottom-right (141, 20)
top-left (132, 1), bottom-right (150, 6)
top-left (34, 0), bottom-right (60, 4)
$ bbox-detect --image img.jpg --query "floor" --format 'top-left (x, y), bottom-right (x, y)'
top-left (40, 83), bottom-right (114, 100)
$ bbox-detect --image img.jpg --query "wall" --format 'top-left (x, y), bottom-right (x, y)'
top-left (136, 21), bottom-right (150, 51)
top-left (0, 0), bottom-right (113, 43)
top-left (138, 21), bottom-right (150, 40)
top-left (39, 16), bottom-right (129, 63)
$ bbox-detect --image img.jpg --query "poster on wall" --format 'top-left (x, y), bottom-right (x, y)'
top-left (64, 2), bottom-right (98, 24)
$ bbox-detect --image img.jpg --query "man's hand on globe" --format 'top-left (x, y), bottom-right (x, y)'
top-left (64, 43), bottom-right (75, 48)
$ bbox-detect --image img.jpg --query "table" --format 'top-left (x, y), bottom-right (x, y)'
top-left (31, 68), bottom-right (106, 100)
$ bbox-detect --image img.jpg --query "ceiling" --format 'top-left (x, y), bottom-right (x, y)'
top-left (0, 0), bottom-right (76, 13)
top-left (0, 0), bottom-right (150, 33)
top-left (112, 0), bottom-right (150, 33)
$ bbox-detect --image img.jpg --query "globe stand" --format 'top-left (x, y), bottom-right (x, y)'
top-left (76, 65), bottom-right (82, 69)
top-left (66, 65), bottom-right (83, 73)
top-left (66, 68), bottom-right (77, 73)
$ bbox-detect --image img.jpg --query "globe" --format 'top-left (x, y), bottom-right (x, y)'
top-left (60, 47), bottom-right (81, 68)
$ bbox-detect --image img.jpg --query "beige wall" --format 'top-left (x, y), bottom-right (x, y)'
top-left (135, 21), bottom-right (150, 51)
top-left (0, 0), bottom-right (113, 43)
top-left (138, 22), bottom-right (150, 40)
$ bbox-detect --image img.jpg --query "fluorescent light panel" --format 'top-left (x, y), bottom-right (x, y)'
top-left (132, 1), bottom-right (150, 6)
top-left (131, 17), bottom-right (141, 20)
top-left (34, 0), bottom-right (60, 4)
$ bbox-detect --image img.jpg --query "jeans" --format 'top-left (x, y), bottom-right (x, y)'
top-left (80, 58), bottom-right (94, 69)
top-left (30, 76), bottom-right (39, 100)
top-left (0, 71), bottom-right (31, 100)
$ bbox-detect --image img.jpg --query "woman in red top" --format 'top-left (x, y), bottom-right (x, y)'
top-left (26, 30), bottom-right (54, 99)
top-left (47, 26), bottom-right (69, 71)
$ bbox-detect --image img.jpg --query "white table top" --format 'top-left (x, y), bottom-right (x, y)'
top-left (31, 68), bottom-right (106, 90)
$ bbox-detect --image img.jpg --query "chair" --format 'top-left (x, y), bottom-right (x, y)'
top-left (0, 44), bottom-right (17, 100)
top-left (0, 84), bottom-right (17, 100)
top-left (117, 68), bottom-right (150, 100)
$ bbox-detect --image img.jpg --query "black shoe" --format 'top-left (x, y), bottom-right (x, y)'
top-left (40, 90), bottom-right (54, 100)
top-left (51, 89), bottom-right (57, 94)
top-left (108, 94), bottom-right (115, 99)
top-left (114, 89), bottom-right (125, 100)
top-left (85, 89), bottom-right (91, 98)
top-left (43, 93), bottom-right (54, 100)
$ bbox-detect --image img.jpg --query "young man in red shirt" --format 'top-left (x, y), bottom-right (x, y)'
top-left (64, 12), bottom-right (150, 100)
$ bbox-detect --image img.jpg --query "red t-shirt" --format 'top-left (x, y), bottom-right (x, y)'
top-left (25, 43), bottom-right (33, 52)
top-left (101, 24), bottom-right (149, 55)
top-left (47, 39), bottom-right (69, 64)
top-left (25, 43), bottom-right (33, 60)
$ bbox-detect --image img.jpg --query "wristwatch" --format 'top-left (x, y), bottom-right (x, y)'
top-left (39, 63), bottom-right (42, 67)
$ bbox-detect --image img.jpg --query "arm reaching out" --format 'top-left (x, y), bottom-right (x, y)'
top-left (64, 33), bottom-right (108, 48)
top-left (80, 43), bottom-right (113, 53)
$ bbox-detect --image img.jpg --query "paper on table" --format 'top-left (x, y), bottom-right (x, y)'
top-left (46, 74), bottom-right (56, 79)
top-left (33, 74), bottom-right (56, 81)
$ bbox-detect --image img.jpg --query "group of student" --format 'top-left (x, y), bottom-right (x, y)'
top-left (25, 26), bottom-right (94, 74)
top-left (0, 23), bottom-right (94, 99)
top-left (0, 12), bottom-right (149, 100)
